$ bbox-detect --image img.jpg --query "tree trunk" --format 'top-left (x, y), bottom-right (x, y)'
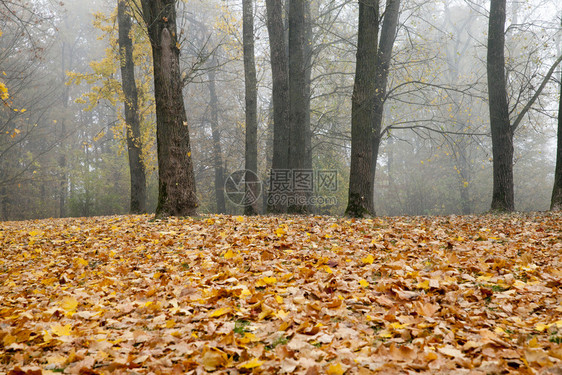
top-left (346, 0), bottom-right (379, 218)
top-left (207, 65), bottom-right (226, 214)
top-left (487, 0), bottom-right (514, 212)
top-left (371, 0), bottom-right (400, 195)
top-left (551, 17), bottom-right (562, 210)
top-left (265, 0), bottom-right (290, 213)
top-left (118, 0), bottom-right (147, 214)
top-left (288, 0), bottom-right (309, 214)
top-left (140, 0), bottom-right (198, 218)
top-left (243, 0), bottom-right (259, 215)
top-left (303, 1), bottom-right (313, 172)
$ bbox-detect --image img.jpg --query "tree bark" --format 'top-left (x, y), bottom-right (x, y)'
top-left (487, 0), bottom-right (514, 212)
top-left (303, 1), bottom-right (313, 172)
top-left (288, 0), bottom-right (309, 214)
top-left (118, 0), bottom-right (147, 214)
top-left (265, 0), bottom-right (290, 213)
top-left (243, 0), bottom-right (259, 215)
top-left (140, 0), bottom-right (198, 218)
top-left (371, 0), bottom-right (400, 199)
top-left (346, 0), bottom-right (379, 218)
top-left (207, 65), bottom-right (226, 214)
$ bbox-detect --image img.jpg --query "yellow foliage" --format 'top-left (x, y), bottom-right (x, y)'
top-left (0, 80), bottom-right (8, 100)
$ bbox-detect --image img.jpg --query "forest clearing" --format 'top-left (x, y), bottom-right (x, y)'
top-left (1, 213), bottom-right (561, 374)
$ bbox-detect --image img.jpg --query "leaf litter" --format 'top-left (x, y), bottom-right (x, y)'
top-left (0, 213), bottom-right (561, 374)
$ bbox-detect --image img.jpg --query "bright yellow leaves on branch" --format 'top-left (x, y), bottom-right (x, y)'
top-left (0, 80), bottom-right (8, 101)
top-left (66, 5), bottom-right (156, 173)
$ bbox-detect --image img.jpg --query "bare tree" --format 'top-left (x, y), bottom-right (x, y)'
top-left (371, 0), bottom-right (400, 204)
top-left (288, 0), bottom-right (310, 214)
top-left (243, 0), bottom-right (258, 215)
top-left (265, 0), bottom-right (289, 213)
top-left (118, 0), bottom-right (147, 214)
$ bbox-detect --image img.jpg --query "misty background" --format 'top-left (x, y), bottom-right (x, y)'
top-left (0, 0), bottom-right (561, 220)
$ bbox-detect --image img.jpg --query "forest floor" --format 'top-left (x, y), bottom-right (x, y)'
top-left (0, 213), bottom-right (561, 374)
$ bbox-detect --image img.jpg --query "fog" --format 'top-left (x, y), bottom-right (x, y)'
top-left (1, 0), bottom-right (561, 220)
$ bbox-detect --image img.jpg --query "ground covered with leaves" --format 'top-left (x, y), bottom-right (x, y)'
top-left (1, 213), bottom-right (562, 374)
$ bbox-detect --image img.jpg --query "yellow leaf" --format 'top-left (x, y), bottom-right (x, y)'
top-left (275, 295), bottom-right (284, 304)
top-left (51, 323), bottom-right (73, 336)
top-left (3, 333), bottom-right (16, 346)
top-left (256, 276), bottom-right (277, 287)
top-left (43, 330), bottom-right (53, 342)
top-left (361, 254), bottom-right (374, 264)
top-left (209, 307), bottom-right (232, 318)
top-left (494, 327), bottom-right (506, 335)
top-left (224, 249), bottom-right (235, 259)
top-left (60, 296), bottom-right (78, 313)
top-left (165, 319), bottom-right (176, 329)
top-left (76, 258), bottom-right (89, 267)
top-left (201, 347), bottom-right (228, 371)
top-left (416, 280), bottom-right (430, 290)
top-left (390, 322), bottom-right (407, 329)
top-left (0, 81), bottom-right (8, 100)
top-left (275, 227), bottom-right (285, 237)
top-left (239, 358), bottom-right (264, 369)
top-left (239, 332), bottom-right (259, 344)
top-left (236, 216), bottom-right (244, 222)
top-left (29, 230), bottom-right (41, 236)
top-left (46, 355), bottom-right (67, 365)
top-left (326, 362), bottom-right (345, 375)
top-left (378, 330), bottom-right (393, 338)
top-left (535, 323), bottom-right (551, 332)
top-left (528, 336), bottom-right (539, 348)
top-left (358, 279), bottom-right (369, 287)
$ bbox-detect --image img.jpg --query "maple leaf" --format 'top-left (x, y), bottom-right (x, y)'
top-left (51, 323), bottom-right (73, 336)
top-left (60, 296), bottom-right (79, 314)
top-left (361, 254), bottom-right (374, 264)
top-left (239, 358), bottom-right (264, 369)
top-left (208, 307), bottom-right (232, 318)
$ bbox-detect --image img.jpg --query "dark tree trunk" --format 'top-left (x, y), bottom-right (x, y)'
top-left (140, 0), bottom-right (198, 218)
top-left (265, 0), bottom-right (290, 213)
top-left (243, 0), bottom-right (259, 215)
top-left (552, 25), bottom-right (562, 210)
top-left (288, 0), bottom-right (309, 214)
top-left (118, 0), bottom-right (147, 214)
top-left (303, 1), bottom-right (313, 171)
top-left (207, 66), bottom-right (226, 214)
top-left (371, 0), bottom-right (400, 184)
top-left (487, 0), bottom-right (514, 212)
top-left (346, 0), bottom-right (379, 218)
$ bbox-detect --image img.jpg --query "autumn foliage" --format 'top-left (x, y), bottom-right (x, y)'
top-left (1, 213), bottom-right (561, 374)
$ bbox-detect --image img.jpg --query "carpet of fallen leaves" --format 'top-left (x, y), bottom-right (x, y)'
top-left (1, 213), bottom-right (562, 375)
